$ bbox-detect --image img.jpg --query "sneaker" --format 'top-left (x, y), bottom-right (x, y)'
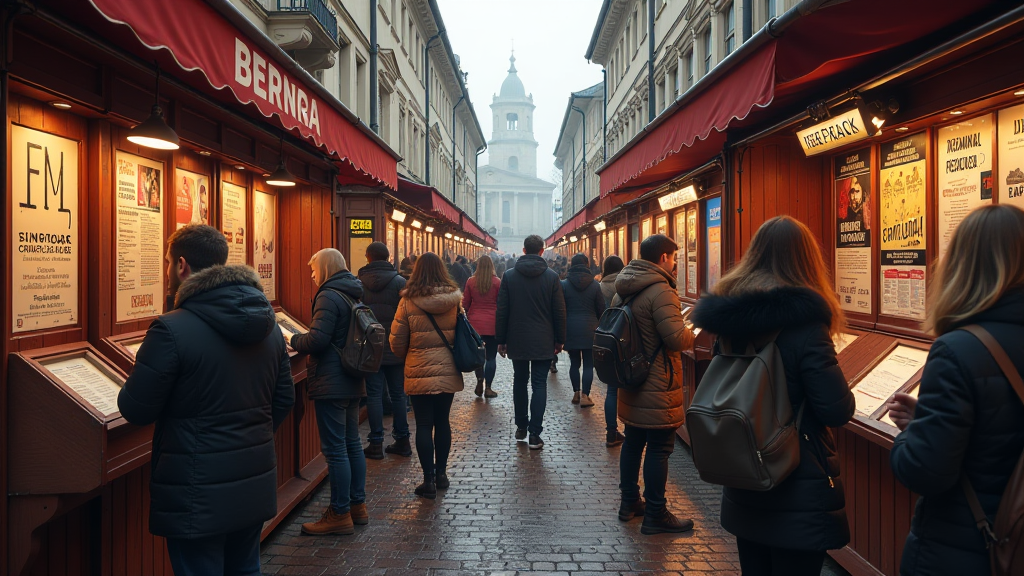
top-left (515, 427), bottom-right (528, 442)
top-left (572, 391), bottom-right (581, 404)
top-left (618, 498), bottom-right (646, 521)
top-left (606, 431), bottom-right (625, 447)
top-left (580, 394), bottom-right (595, 407)
top-left (435, 472), bottom-right (450, 490)
top-left (474, 378), bottom-right (484, 396)
top-left (363, 441), bottom-right (384, 460)
top-left (484, 387), bottom-right (498, 398)
top-left (528, 434), bottom-right (544, 450)
top-left (301, 507), bottom-right (354, 535)
top-left (414, 481), bottom-right (437, 500)
top-left (350, 502), bottom-right (368, 526)
top-left (640, 510), bottom-right (695, 535)
top-left (384, 437), bottom-right (412, 457)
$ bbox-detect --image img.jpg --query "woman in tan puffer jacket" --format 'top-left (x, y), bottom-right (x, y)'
top-left (390, 252), bottom-right (464, 499)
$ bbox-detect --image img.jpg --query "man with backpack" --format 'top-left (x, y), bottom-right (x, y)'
top-left (609, 234), bottom-right (694, 534)
top-left (496, 234), bottom-right (567, 450)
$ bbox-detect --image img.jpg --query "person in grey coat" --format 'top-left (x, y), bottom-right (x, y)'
top-left (562, 254), bottom-right (606, 409)
top-left (599, 255), bottom-right (626, 446)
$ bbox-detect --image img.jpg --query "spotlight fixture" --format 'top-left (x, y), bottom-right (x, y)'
top-left (593, 220), bottom-right (607, 232)
top-left (49, 101), bottom-right (72, 110)
top-left (127, 63), bottom-right (181, 150)
top-left (950, 109), bottom-right (964, 116)
top-left (858, 98), bottom-right (900, 136)
top-left (391, 209), bottom-right (407, 223)
top-left (234, 165), bottom-right (245, 171)
top-left (444, 232), bottom-right (453, 239)
top-left (425, 226), bottom-right (435, 233)
top-left (569, 235), bottom-right (579, 242)
top-left (895, 127), bottom-right (909, 132)
top-left (806, 100), bottom-right (831, 122)
top-left (411, 219), bottom-right (423, 229)
top-left (1015, 89), bottom-right (1024, 97)
top-left (197, 150), bottom-right (212, 156)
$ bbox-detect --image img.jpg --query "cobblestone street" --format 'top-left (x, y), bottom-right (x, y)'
top-left (261, 355), bottom-right (850, 576)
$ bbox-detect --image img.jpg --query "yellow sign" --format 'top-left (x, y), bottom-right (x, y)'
top-left (797, 108), bottom-right (869, 156)
top-left (350, 218), bottom-right (373, 237)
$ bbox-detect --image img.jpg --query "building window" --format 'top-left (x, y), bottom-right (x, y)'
top-left (765, 0), bottom-right (776, 20)
top-left (703, 28), bottom-right (712, 75)
top-left (502, 200), bottom-right (511, 223)
top-left (686, 50), bottom-right (694, 88)
top-left (725, 4), bottom-right (736, 55)
top-left (506, 113), bottom-right (518, 130)
top-left (508, 156), bottom-right (518, 171)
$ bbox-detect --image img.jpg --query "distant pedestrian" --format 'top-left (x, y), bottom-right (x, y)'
top-left (496, 235), bottom-right (567, 450)
top-left (599, 256), bottom-right (624, 307)
top-left (399, 255), bottom-right (415, 279)
top-left (390, 253), bottom-right (465, 499)
top-left (561, 253), bottom-right (605, 409)
top-left (612, 234), bottom-right (694, 535)
top-left (450, 256), bottom-right (472, 290)
top-left (290, 248), bottom-right (369, 535)
top-left (357, 242), bottom-right (412, 460)
top-left (495, 259), bottom-right (507, 279)
top-left (464, 255), bottom-right (501, 398)
top-left (117, 225), bottom-right (294, 573)
top-left (692, 216), bottom-right (854, 573)
top-left (599, 255), bottom-right (626, 446)
top-left (888, 205), bottom-right (1024, 576)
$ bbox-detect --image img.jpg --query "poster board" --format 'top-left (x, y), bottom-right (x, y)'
top-left (937, 114), bottom-right (993, 259)
top-left (706, 198), bottom-right (722, 292)
top-left (253, 189), bottom-right (277, 301)
top-left (997, 103), bottom-right (1024, 207)
top-left (686, 206), bottom-right (698, 295)
top-left (40, 351), bottom-right (124, 417)
top-left (850, 344), bottom-right (928, 418)
top-left (10, 125), bottom-right (80, 333)
top-left (674, 211), bottom-right (686, 292)
top-left (879, 133), bottom-right (927, 320)
top-left (221, 181), bottom-right (247, 266)
top-left (174, 168), bottom-right (211, 229)
top-left (115, 151), bottom-right (165, 322)
top-left (834, 148), bottom-right (873, 314)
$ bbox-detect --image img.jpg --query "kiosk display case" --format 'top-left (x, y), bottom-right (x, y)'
top-left (99, 330), bottom-right (148, 375)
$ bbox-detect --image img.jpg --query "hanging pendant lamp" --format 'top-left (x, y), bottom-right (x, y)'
top-left (127, 64), bottom-right (180, 150)
top-left (266, 140), bottom-right (296, 187)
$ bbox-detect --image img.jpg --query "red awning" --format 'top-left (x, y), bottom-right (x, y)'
top-left (84, 0), bottom-right (398, 190)
top-left (393, 178), bottom-right (462, 226)
top-left (547, 211), bottom-right (589, 245)
top-left (460, 216), bottom-right (485, 243)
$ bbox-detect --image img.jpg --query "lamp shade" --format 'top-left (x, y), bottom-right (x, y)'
top-left (265, 162), bottom-right (296, 187)
top-left (127, 105), bottom-right (180, 150)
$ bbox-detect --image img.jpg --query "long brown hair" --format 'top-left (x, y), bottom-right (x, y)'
top-left (927, 204), bottom-right (1024, 335)
top-left (402, 252), bottom-right (458, 298)
top-left (473, 255), bottom-right (495, 295)
top-left (715, 215), bottom-right (845, 335)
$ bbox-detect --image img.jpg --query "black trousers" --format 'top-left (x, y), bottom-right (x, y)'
top-left (409, 393), bottom-right (454, 482)
top-left (736, 537), bottom-right (827, 576)
top-left (619, 425), bottom-right (676, 516)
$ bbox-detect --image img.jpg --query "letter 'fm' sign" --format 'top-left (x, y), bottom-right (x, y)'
top-left (235, 38), bottom-right (321, 136)
top-left (797, 108), bottom-right (869, 156)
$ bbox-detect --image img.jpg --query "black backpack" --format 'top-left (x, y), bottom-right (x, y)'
top-left (326, 289), bottom-right (385, 378)
top-left (592, 286), bottom-right (662, 390)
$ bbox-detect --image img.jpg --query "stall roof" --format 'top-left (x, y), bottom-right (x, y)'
top-left (392, 178), bottom-right (491, 247)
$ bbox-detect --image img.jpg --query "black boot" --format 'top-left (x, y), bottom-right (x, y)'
top-left (414, 481), bottom-right (437, 499)
top-left (640, 510), bottom-right (694, 534)
top-left (435, 471), bottom-right (450, 490)
top-left (363, 441), bottom-right (384, 460)
top-left (384, 437), bottom-right (412, 457)
top-left (618, 498), bottom-right (646, 521)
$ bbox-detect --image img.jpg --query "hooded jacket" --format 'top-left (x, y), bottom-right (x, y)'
top-left (691, 282), bottom-right (855, 551)
top-left (561, 265), bottom-right (606, 350)
top-left (358, 260), bottom-right (407, 365)
top-left (891, 290), bottom-right (1024, 576)
top-left (600, 272), bottom-right (619, 307)
top-left (117, 265), bottom-right (295, 539)
top-left (611, 260), bottom-right (692, 428)
top-left (463, 275), bottom-right (500, 336)
top-left (495, 254), bottom-right (567, 360)
top-left (289, 270), bottom-right (366, 399)
top-left (449, 261), bottom-right (472, 291)
top-left (390, 287), bottom-right (465, 395)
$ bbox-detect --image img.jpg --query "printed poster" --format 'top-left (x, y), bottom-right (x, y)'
top-left (686, 206), bottom-right (698, 295)
top-left (115, 151), bottom-right (164, 322)
top-left (221, 182), bottom-right (247, 266)
top-left (879, 133), bottom-right (927, 320)
top-left (253, 190), bottom-right (277, 301)
top-left (998, 103), bottom-right (1024, 207)
top-left (706, 198), bottom-right (722, 292)
top-left (174, 168), bottom-right (210, 229)
top-left (674, 211), bottom-right (686, 291)
top-left (835, 148), bottom-right (872, 314)
top-left (938, 114), bottom-right (993, 259)
top-left (11, 125), bottom-right (80, 332)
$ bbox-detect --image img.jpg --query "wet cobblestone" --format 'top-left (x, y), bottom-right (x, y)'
top-left (262, 354), bottom-right (849, 575)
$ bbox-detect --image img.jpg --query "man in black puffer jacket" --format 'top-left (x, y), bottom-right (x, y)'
top-left (358, 242), bottom-right (411, 459)
top-left (118, 225), bottom-right (294, 575)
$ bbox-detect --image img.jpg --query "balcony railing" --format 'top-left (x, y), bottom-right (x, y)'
top-left (267, 0), bottom-right (338, 44)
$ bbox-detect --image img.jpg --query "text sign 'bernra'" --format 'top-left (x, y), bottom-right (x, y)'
top-left (797, 108), bottom-right (870, 156)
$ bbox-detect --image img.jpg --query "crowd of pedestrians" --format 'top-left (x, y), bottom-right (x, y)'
top-left (114, 202), bottom-right (1024, 575)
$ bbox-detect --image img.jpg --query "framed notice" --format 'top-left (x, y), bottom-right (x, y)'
top-left (835, 148), bottom-right (872, 314)
top-left (706, 198), bottom-right (722, 292)
top-left (10, 125), bottom-right (80, 333)
top-left (221, 182), bottom-right (247, 266)
top-left (937, 114), bottom-right (993, 259)
top-left (41, 352), bottom-right (124, 417)
top-left (850, 345), bottom-right (928, 418)
top-left (174, 168), bottom-right (211, 229)
top-left (115, 151), bottom-right (165, 322)
top-left (879, 133), bottom-right (927, 320)
top-left (253, 190), bottom-right (277, 301)
top-left (998, 103), bottom-right (1024, 207)
top-left (656, 214), bottom-right (668, 236)
top-left (674, 211), bottom-right (686, 291)
top-left (686, 206), bottom-right (698, 295)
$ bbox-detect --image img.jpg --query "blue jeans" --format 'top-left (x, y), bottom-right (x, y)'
top-left (512, 359), bottom-right (550, 435)
top-left (568, 349), bottom-right (594, 394)
top-left (365, 364), bottom-right (409, 443)
top-left (605, 384), bottom-right (619, 433)
top-left (474, 335), bottom-right (499, 386)
top-left (165, 522), bottom-right (261, 576)
top-left (619, 425), bottom-right (676, 516)
top-left (315, 399), bottom-right (366, 514)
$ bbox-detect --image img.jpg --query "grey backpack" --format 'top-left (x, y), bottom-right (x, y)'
top-left (685, 333), bottom-right (804, 491)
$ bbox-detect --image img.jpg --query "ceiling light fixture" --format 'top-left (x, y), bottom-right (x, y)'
top-left (445, 232), bottom-right (453, 239)
top-left (895, 126), bottom-right (909, 132)
top-left (234, 165), bottom-right (245, 170)
top-left (1015, 89), bottom-right (1024, 97)
top-left (950, 109), bottom-right (964, 115)
top-left (392, 208), bottom-right (407, 223)
top-left (411, 219), bottom-right (423, 229)
top-left (266, 140), bottom-right (296, 187)
top-left (197, 150), bottom-right (212, 156)
top-left (49, 101), bottom-right (72, 110)
top-left (425, 226), bottom-right (435, 233)
top-left (127, 63), bottom-right (181, 150)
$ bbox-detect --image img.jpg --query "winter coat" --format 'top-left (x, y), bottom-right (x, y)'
top-left (117, 265), bottom-right (295, 539)
top-left (891, 290), bottom-right (1024, 576)
top-left (463, 275), bottom-right (500, 336)
top-left (358, 260), bottom-right (407, 365)
top-left (449, 262), bottom-right (471, 291)
top-left (561, 265), bottom-right (606, 350)
top-left (495, 254), bottom-right (567, 361)
top-left (289, 271), bottom-right (366, 400)
top-left (600, 272), bottom-right (619, 307)
top-left (611, 260), bottom-right (692, 428)
top-left (390, 287), bottom-right (465, 395)
top-left (691, 284), bottom-right (856, 552)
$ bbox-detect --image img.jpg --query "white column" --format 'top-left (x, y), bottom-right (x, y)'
top-left (532, 193), bottom-right (538, 235)
top-left (481, 189), bottom-right (488, 227)
top-left (677, 52), bottom-right (684, 94)
top-left (513, 192), bottom-right (520, 236)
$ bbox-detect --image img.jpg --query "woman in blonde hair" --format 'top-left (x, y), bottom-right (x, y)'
top-left (691, 215), bottom-right (855, 575)
top-left (463, 255), bottom-right (501, 397)
top-left (888, 204), bottom-right (1024, 576)
top-left (289, 248), bottom-right (368, 535)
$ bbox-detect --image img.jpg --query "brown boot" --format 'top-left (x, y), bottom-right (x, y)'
top-left (350, 502), bottom-right (368, 525)
top-left (301, 507), bottom-right (354, 535)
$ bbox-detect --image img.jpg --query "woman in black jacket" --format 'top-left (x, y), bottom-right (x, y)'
top-left (561, 254), bottom-right (606, 408)
top-left (887, 205), bottom-right (1024, 576)
top-left (289, 248), bottom-right (368, 536)
top-left (692, 216), bottom-right (855, 576)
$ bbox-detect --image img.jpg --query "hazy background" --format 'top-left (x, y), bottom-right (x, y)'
top-left (435, 0), bottom-right (605, 184)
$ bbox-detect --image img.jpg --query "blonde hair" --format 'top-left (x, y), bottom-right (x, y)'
top-left (927, 205), bottom-right (1024, 335)
top-left (473, 255), bottom-right (495, 295)
top-left (716, 215), bottom-right (845, 335)
top-left (308, 248), bottom-right (347, 285)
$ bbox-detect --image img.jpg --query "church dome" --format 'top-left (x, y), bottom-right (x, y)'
top-left (499, 54), bottom-right (526, 99)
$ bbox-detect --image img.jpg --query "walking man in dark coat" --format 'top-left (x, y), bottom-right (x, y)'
top-left (117, 225), bottom-right (294, 575)
top-left (496, 234), bottom-right (567, 450)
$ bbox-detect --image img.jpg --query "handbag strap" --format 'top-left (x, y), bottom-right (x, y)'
top-left (416, 303), bottom-right (455, 353)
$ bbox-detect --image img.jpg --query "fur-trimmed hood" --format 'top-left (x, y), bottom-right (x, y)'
top-left (174, 264), bottom-right (275, 345)
top-left (691, 286), bottom-right (833, 338)
top-left (407, 286), bottom-right (463, 315)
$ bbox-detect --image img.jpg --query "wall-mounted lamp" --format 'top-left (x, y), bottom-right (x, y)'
top-left (445, 232), bottom-right (453, 239)
top-left (411, 220), bottom-right (423, 229)
top-left (392, 209), bottom-right (407, 223)
top-left (127, 64), bottom-right (181, 150)
top-left (594, 220), bottom-right (607, 232)
top-left (569, 235), bottom-right (579, 243)
top-left (425, 226), bottom-right (435, 233)
top-left (859, 98), bottom-right (900, 136)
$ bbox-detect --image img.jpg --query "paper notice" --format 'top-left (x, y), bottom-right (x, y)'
top-left (852, 345), bottom-right (929, 416)
top-left (45, 355), bottom-right (123, 416)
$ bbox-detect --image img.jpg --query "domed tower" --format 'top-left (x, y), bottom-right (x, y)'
top-left (489, 53), bottom-right (539, 177)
